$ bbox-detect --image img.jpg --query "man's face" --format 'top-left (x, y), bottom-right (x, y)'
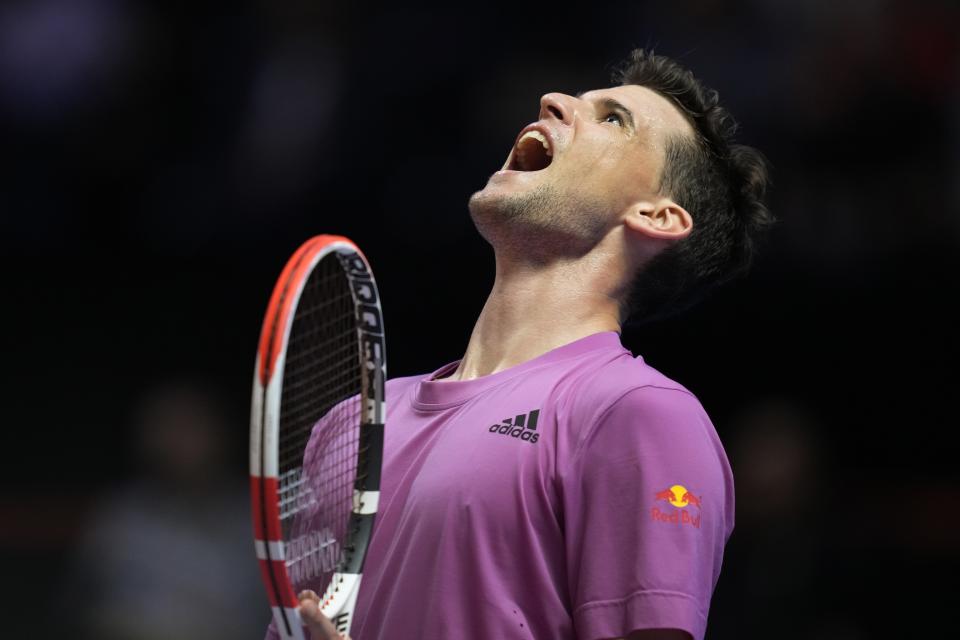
top-left (469, 84), bottom-right (694, 257)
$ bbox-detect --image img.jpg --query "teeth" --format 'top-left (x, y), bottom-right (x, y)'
top-left (520, 130), bottom-right (552, 156)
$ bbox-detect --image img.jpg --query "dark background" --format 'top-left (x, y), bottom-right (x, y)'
top-left (1, 1), bottom-right (958, 638)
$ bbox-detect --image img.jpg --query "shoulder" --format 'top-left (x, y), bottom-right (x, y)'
top-left (560, 359), bottom-right (734, 536)
top-left (571, 384), bottom-right (715, 464)
top-left (562, 348), bottom-right (705, 434)
top-left (553, 348), bottom-right (725, 472)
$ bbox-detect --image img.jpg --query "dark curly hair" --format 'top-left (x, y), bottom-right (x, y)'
top-left (615, 49), bottom-right (774, 323)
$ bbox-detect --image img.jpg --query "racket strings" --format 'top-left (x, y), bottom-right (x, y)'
top-left (276, 255), bottom-right (363, 593)
top-left (281, 340), bottom-right (360, 395)
top-left (284, 329), bottom-right (356, 364)
top-left (279, 321), bottom-right (357, 448)
top-left (278, 359), bottom-right (363, 445)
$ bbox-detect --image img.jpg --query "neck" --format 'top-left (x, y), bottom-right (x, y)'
top-left (447, 252), bottom-right (623, 381)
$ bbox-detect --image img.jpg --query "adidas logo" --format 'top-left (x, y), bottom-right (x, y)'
top-left (488, 409), bottom-right (541, 444)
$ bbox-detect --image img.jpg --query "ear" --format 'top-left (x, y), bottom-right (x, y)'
top-left (623, 199), bottom-right (693, 241)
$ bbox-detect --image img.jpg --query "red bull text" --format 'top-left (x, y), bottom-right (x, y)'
top-left (651, 484), bottom-right (702, 529)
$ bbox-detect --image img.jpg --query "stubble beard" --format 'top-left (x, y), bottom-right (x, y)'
top-left (468, 180), bottom-right (608, 261)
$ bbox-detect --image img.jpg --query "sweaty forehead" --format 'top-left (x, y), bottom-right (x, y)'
top-left (582, 84), bottom-right (695, 146)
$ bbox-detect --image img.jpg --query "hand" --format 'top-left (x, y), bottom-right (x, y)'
top-left (297, 590), bottom-right (352, 640)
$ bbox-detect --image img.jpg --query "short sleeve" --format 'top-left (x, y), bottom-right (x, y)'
top-left (559, 386), bottom-right (735, 640)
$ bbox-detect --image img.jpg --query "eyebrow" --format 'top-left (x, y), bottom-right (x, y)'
top-left (576, 92), bottom-right (636, 131)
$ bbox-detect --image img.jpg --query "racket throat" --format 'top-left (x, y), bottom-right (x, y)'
top-left (320, 572), bottom-right (363, 636)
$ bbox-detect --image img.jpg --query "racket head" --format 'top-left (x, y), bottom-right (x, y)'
top-left (250, 235), bottom-right (385, 639)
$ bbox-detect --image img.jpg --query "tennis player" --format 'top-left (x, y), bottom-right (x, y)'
top-left (274, 48), bottom-right (772, 640)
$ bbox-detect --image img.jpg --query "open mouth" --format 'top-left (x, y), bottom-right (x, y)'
top-left (508, 130), bottom-right (553, 172)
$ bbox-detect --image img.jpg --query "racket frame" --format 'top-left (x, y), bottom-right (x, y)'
top-left (250, 235), bottom-right (386, 639)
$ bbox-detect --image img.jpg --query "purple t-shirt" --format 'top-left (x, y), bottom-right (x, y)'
top-left (267, 331), bottom-right (734, 640)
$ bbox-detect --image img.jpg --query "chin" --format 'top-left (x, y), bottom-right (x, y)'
top-left (468, 180), bottom-right (532, 244)
top-left (472, 173), bottom-right (612, 260)
top-left (467, 186), bottom-right (500, 239)
top-left (468, 182), bottom-right (498, 211)
top-left (469, 180), bottom-right (529, 225)
top-left (470, 169), bottom-right (544, 211)
top-left (468, 181), bottom-right (507, 221)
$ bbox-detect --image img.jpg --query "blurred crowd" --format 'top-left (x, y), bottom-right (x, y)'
top-left (63, 382), bottom-right (263, 639)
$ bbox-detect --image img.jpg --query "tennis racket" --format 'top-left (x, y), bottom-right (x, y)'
top-left (250, 235), bottom-right (386, 639)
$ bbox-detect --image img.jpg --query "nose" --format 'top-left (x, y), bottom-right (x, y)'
top-left (539, 92), bottom-right (576, 126)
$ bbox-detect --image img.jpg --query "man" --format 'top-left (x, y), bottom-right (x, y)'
top-left (278, 49), bottom-right (772, 640)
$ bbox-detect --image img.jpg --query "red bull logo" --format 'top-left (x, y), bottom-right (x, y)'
top-left (651, 484), bottom-right (702, 529)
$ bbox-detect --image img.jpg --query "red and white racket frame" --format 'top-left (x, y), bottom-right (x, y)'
top-left (250, 235), bottom-right (386, 639)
